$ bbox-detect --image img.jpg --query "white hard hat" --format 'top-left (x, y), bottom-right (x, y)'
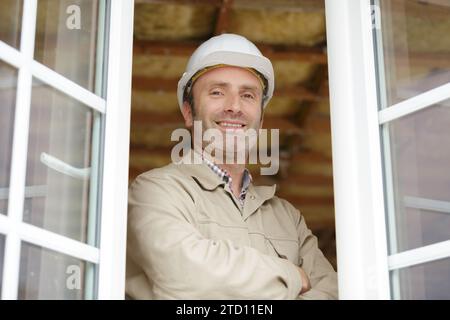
top-left (177, 33), bottom-right (275, 112)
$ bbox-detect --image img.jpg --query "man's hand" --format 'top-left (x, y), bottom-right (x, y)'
top-left (297, 266), bottom-right (311, 294)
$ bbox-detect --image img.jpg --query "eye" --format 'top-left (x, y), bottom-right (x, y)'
top-left (210, 89), bottom-right (223, 96)
top-left (242, 93), bottom-right (255, 99)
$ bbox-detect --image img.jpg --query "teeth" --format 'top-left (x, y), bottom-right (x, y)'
top-left (219, 122), bottom-right (244, 128)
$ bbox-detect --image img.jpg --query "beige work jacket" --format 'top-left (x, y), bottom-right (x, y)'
top-left (126, 153), bottom-right (338, 300)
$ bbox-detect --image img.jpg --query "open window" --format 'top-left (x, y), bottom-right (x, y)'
top-left (326, 0), bottom-right (450, 299)
top-left (0, 0), bottom-right (133, 299)
top-left (2, 0), bottom-right (448, 301)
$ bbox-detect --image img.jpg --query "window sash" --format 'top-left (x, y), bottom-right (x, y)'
top-left (326, 0), bottom-right (450, 299)
top-left (1, 0), bottom-right (133, 300)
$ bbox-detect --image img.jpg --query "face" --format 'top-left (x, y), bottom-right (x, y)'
top-left (182, 66), bottom-right (264, 159)
top-left (182, 65), bottom-right (263, 132)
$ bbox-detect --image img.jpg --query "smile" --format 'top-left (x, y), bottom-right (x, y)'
top-left (215, 121), bottom-right (246, 130)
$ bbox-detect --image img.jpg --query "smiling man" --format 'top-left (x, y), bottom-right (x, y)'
top-left (181, 65), bottom-right (264, 198)
top-left (126, 33), bottom-right (338, 299)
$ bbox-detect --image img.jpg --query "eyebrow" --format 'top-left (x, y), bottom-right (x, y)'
top-left (207, 81), bottom-right (229, 88)
top-left (207, 81), bottom-right (261, 93)
top-left (240, 85), bottom-right (260, 92)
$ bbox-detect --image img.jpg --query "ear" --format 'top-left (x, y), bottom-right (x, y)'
top-left (181, 102), bottom-right (194, 128)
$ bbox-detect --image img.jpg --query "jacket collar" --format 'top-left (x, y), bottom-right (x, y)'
top-left (177, 149), bottom-right (225, 191)
top-left (177, 149), bottom-right (277, 215)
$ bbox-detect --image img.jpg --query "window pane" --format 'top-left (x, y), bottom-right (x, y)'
top-left (18, 242), bottom-right (96, 299)
top-left (34, 0), bottom-right (106, 96)
top-left (0, 61), bottom-right (18, 216)
top-left (384, 101), bottom-right (450, 254)
top-left (390, 257), bottom-right (450, 300)
top-left (24, 79), bottom-right (101, 245)
top-left (379, 0), bottom-right (450, 106)
top-left (0, 0), bottom-right (22, 49)
top-left (0, 234), bottom-right (5, 296)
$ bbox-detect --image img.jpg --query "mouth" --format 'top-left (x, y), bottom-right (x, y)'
top-left (215, 121), bottom-right (246, 131)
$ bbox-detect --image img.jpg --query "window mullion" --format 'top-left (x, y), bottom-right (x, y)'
top-left (18, 222), bottom-right (100, 264)
top-left (378, 82), bottom-right (450, 124)
top-left (388, 240), bottom-right (450, 270)
top-left (30, 61), bottom-right (106, 114)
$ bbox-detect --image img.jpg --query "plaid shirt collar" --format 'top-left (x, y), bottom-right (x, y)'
top-left (200, 151), bottom-right (252, 207)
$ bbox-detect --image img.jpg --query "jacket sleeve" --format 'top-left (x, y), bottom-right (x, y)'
top-left (126, 173), bottom-right (302, 299)
top-left (294, 211), bottom-right (339, 300)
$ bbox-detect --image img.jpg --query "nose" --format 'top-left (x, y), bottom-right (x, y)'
top-left (224, 92), bottom-right (242, 114)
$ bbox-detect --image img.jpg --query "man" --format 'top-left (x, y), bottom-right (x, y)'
top-left (126, 33), bottom-right (338, 299)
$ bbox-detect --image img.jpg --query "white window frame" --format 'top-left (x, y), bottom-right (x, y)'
top-left (325, 0), bottom-right (450, 299)
top-left (325, 0), bottom-right (390, 299)
top-left (0, 0), bottom-right (134, 300)
top-left (97, 0), bottom-right (134, 300)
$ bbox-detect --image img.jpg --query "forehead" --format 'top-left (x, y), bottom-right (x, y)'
top-left (194, 66), bottom-right (263, 90)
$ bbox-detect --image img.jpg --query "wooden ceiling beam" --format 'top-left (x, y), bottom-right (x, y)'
top-left (134, 0), bottom-right (324, 11)
top-left (132, 76), bottom-right (178, 91)
top-left (130, 111), bottom-right (184, 127)
top-left (133, 40), bottom-right (199, 56)
top-left (232, 0), bottom-right (324, 11)
top-left (256, 43), bottom-right (327, 64)
top-left (135, 0), bottom-right (222, 5)
top-left (275, 85), bottom-right (327, 102)
top-left (214, 0), bottom-right (233, 35)
top-left (133, 39), bottom-right (327, 64)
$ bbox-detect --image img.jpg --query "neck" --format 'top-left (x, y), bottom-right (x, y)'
top-left (218, 162), bottom-right (246, 197)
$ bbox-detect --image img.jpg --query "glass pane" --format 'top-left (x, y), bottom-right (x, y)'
top-left (0, 0), bottom-right (22, 49)
top-left (378, 0), bottom-right (450, 106)
top-left (390, 257), bottom-right (450, 300)
top-left (18, 242), bottom-right (96, 299)
top-left (0, 234), bottom-right (5, 296)
top-left (0, 61), bottom-right (18, 216)
top-left (24, 79), bottom-right (101, 245)
top-left (34, 0), bottom-right (106, 96)
top-left (384, 101), bottom-right (450, 254)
